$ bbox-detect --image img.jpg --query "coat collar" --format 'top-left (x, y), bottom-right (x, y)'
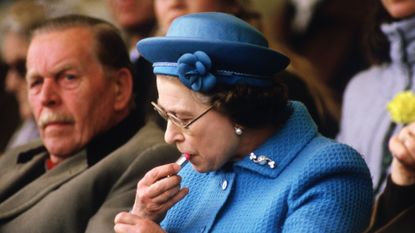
top-left (85, 108), bottom-right (144, 166)
top-left (235, 101), bottom-right (318, 178)
top-left (382, 16), bottom-right (415, 69)
top-left (0, 149), bottom-right (88, 220)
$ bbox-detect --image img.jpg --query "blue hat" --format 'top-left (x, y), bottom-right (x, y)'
top-left (137, 12), bottom-right (289, 93)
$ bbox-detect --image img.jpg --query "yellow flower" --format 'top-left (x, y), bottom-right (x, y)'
top-left (387, 91), bottom-right (415, 124)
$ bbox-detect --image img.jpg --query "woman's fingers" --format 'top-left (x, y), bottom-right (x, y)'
top-left (114, 216), bottom-right (166, 233)
top-left (132, 184), bottom-right (188, 220)
top-left (130, 162), bottom-right (188, 221)
top-left (140, 163), bottom-right (181, 186)
top-left (113, 223), bottom-right (132, 233)
top-left (114, 211), bottom-right (141, 225)
top-left (163, 187), bottom-right (189, 208)
top-left (150, 183), bottom-right (181, 204)
top-left (151, 187), bottom-right (189, 211)
top-left (113, 163), bottom-right (187, 232)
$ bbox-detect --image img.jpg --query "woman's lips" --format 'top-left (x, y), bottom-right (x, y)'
top-left (184, 153), bottom-right (190, 160)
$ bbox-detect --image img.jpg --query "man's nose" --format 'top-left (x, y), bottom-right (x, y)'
top-left (39, 79), bottom-right (60, 107)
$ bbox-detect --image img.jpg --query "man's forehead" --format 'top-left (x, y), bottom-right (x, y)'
top-left (27, 28), bottom-right (98, 77)
top-left (27, 27), bottom-right (97, 67)
top-left (31, 26), bottom-right (94, 46)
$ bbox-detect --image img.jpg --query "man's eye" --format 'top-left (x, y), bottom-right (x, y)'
top-left (29, 79), bottom-right (42, 88)
top-left (58, 73), bottom-right (81, 89)
top-left (27, 78), bottom-right (43, 95)
top-left (64, 74), bottom-right (77, 80)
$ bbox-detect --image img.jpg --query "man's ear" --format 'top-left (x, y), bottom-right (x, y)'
top-left (112, 68), bottom-right (133, 111)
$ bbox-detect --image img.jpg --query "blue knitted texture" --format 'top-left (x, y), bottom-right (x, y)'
top-left (161, 101), bottom-right (373, 233)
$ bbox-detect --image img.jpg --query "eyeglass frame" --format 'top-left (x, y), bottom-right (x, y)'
top-left (151, 101), bottom-right (214, 130)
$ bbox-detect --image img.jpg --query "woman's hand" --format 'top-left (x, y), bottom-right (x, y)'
top-left (130, 163), bottom-right (189, 222)
top-left (389, 122), bottom-right (415, 185)
top-left (114, 212), bottom-right (166, 233)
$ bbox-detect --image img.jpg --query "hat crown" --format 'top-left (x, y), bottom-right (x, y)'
top-left (137, 12), bottom-right (290, 92)
top-left (166, 12), bottom-right (268, 48)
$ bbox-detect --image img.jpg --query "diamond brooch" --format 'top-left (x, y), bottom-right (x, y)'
top-left (249, 152), bottom-right (276, 169)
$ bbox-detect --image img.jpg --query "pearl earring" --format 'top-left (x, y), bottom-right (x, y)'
top-left (235, 127), bottom-right (243, 136)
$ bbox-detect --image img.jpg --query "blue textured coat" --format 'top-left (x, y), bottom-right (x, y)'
top-left (161, 101), bottom-right (373, 233)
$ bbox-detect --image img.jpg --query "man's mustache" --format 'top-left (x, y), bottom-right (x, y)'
top-left (38, 112), bottom-right (75, 128)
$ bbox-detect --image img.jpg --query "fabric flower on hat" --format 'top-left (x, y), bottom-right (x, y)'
top-left (387, 91), bottom-right (415, 124)
top-left (177, 51), bottom-right (216, 93)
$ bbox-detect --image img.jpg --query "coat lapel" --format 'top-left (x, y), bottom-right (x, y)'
top-left (0, 150), bottom-right (88, 220)
top-left (0, 148), bottom-right (47, 202)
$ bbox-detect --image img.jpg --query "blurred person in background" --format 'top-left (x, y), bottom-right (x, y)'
top-left (154, 0), bottom-right (262, 36)
top-left (0, 58), bottom-right (19, 153)
top-left (0, 14), bottom-right (179, 232)
top-left (271, 0), bottom-right (370, 96)
top-left (269, 0), bottom-right (372, 138)
top-left (0, 0), bottom-right (47, 150)
top-left (107, 0), bottom-right (159, 124)
top-left (337, 0), bottom-right (415, 195)
top-left (106, 0), bottom-right (155, 60)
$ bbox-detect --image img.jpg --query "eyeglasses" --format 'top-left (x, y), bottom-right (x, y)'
top-left (151, 101), bottom-right (213, 130)
top-left (4, 59), bottom-right (26, 78)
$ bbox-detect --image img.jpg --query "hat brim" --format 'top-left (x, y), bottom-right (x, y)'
top-left (137, 37), bottom-right (289, 76)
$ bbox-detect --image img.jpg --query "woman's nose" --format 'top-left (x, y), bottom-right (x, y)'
top-left (164, 121), bottom-right (185, 144)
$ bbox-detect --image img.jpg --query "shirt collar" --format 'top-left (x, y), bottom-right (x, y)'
top-left (382, 16), bottom-right (415, 66)
top-left (234, 101), bottom-right (318, 178)
top-left (85, 109), bottom-right (144, 166)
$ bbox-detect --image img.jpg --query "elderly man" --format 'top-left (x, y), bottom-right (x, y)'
top-left (0, 14), bottom-right (179, 232)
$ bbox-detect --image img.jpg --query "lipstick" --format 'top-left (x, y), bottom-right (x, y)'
top-left (176, 153), bottom-right (189, 167)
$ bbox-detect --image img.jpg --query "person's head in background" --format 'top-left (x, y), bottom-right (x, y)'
top-left (382, 0), bottom-right (415, 19)
top-left (367, 0), bottom-right (415, 65)
top-left (0, 1), bottom-right (48, 121)
top-left (107, 0), bottom-right (156, 55)
top-left (154, 0), bottom-right (261, 35)
top-left (26, 15), bottom-right (134, 164)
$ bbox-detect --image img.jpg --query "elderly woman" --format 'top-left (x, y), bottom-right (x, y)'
top-left (114, 12), bottom-right (373, 233)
